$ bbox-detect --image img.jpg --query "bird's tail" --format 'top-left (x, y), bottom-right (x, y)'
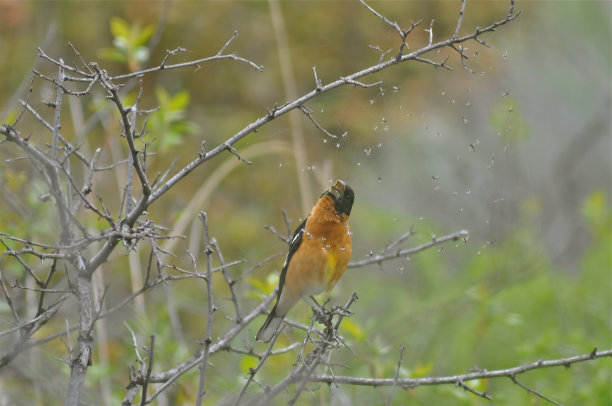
top-left (256, 305), bottom-right (285, 342)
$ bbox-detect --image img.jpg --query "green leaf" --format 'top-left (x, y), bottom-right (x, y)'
top-left (136, 24), bottom-right (157, 46)
top-left (109, 16), bottom-right (130, 39)
top-left (169, 90), bottom-right (190, 110)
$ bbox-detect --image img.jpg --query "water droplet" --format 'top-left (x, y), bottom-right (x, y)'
top-left (377, 177), bottom-right (382, 182)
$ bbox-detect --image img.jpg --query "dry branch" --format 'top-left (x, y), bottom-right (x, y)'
top-left (307, 349), bottom-right (612, 402)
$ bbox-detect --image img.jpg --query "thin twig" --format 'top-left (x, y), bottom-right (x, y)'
top-left (308, 349), bottom-right (612, 392)
top-left (348, 229), bottom-right (469, 268)
top-left (107, 31), bottom-right (263, 82)
top-left (213, 239), bottom-right (243, 322)
top-left (510, 374), bottom-right (562, 406)
top-left (195, 212), bottom-right (215, 406)
top-left (453, 0), bottom-right (467, 39)
top-left (140, 335), bottom-right (155, 406)
top-left (233, 325), bottom-right (286, 405)
top-left (386, 345), bottom-right (405, 406)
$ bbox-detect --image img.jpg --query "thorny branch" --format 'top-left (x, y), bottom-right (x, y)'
top-left (308, 349), bottom-right (612, 402)
top-left (348, 229), bottom-right (469, 268)
top-left (195, 212), bottom-right (215, 406)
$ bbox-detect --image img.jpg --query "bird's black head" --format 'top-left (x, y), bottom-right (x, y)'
top-left (324, 180), bottom-right (354, 216)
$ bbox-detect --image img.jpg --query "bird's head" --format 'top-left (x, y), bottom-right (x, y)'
top-left (323, 180), bottom-right (354, 217)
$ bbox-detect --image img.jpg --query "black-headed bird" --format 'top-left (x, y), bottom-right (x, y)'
top-left (256, 180), bottom-right (354, 342)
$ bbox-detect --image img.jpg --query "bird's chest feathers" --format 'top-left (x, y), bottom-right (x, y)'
top-left (302, 220), bottom-right (352, 291)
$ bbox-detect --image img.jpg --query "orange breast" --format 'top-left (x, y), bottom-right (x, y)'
top-left (284, 219), bottom-right (352, 298)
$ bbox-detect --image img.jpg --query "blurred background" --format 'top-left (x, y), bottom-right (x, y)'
top-left (0, 1), bottom-right (610, 405)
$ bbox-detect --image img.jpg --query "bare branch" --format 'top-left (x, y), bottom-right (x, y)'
top-left (426, 19), bottom-right (435, 46)
top-left (312, 65), bottom-right (322, 91)
top-left (255, 295), bottom-right (360, 406)
top-left (358, 0), bottom-right (404, 37)
top-left (213, 239), bottom-right (243, 322)
top-left (308, 349), bottom-right (612, 395)
top-left (510, 374), bottom-right (562, 406)
top-left (299, 105), bottom-right (345, 140)
top-left (108, 31), bottom-right (263, 82)
top-left (456, 379), bottom-right (492, 400)
top-left (0, 272), bottom-right (19, 323)
top-left (368, 44), bottom-right (392, 64)
top-left (348, 229), bottom-right (469, 268)
top-left (65, 266), bottom-right (94, 406)
top-left (453, 0), bottom-right (467, 39)
top-left (0, 295), bottom-right (68, 339)
top-left (340, 76), bottom-right (382, 88)
top-left (91, 63), bottom-right (151, 199)
top-left (140, 335), bottom-right (155, 406)
top-left (145, 292), bottom-right (276, 402)
top-left (196, 212), bottom-right (216, 406)
top-left (386, 345), bottom-right (405, 406)
top-left (233, 325), bottom-right (286, 406)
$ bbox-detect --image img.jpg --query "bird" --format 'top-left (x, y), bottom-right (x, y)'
top-left (256, 179), bottom-right (354, 342)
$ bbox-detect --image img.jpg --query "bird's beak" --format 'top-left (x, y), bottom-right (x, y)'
top-left (327, 180), bottom-right (346, 200)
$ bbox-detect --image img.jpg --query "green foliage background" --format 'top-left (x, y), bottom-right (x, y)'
top-left (0, 1), bottom-right (610, 405)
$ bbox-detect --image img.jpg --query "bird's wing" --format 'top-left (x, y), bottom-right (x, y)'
top-left (277, 217), bottom-right (307, 300)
